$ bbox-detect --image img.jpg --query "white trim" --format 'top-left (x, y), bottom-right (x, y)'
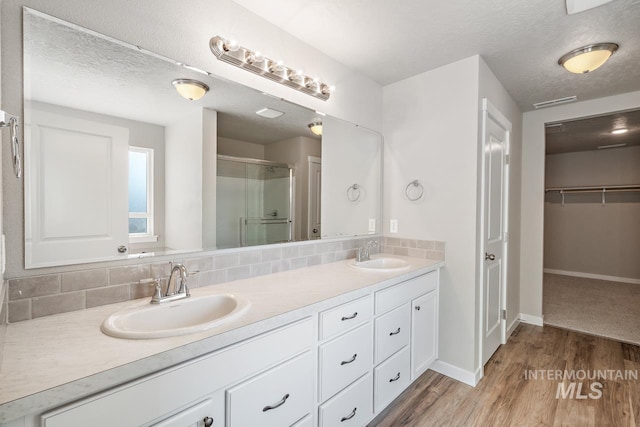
top-left (543, 268), bottom-right (640, 285)
top-left (430, 360), bottom-right (481, 387)
top-left (519, 313), bottom-right (544, 326)
top-left (506, 317), bottom-right (520, 339)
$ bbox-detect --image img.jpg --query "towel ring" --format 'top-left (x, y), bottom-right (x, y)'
top-left (405, 180), bottom-right (424, 201)
top-left (346, 184), bottom-right (361, 202)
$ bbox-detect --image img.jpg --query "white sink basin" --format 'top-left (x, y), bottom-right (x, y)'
top-left (101, 294), bottom-right (250, 339)
top-left (348, 256), bottom-right (410, 272)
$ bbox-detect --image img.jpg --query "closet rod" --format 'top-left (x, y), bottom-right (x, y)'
top-left (545, 184), bottom-right (640, 193)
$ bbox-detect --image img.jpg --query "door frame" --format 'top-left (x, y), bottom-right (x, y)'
top-left (307, 156), bottom-right (321, 239)
top-left (478, 98), bottom-right (511, 368)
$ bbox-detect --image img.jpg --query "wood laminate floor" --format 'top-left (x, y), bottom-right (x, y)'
top-left (370, 324), bottom-right (640, 427)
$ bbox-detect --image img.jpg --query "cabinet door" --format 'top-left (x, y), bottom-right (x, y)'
top-left (411, 290), bottom-right (438, 380)
top-left (153, 394), bottom-right (222, 427)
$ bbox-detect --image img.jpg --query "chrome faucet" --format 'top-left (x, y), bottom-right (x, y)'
top-left (150, 262), bottom-right (190, 304)
top-left (356, 240), bottom-right (379, 262)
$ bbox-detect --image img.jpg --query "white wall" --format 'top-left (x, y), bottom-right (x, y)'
top-left (217, 137), bottom-right (265, 160)
top-left (322, 116), bottom-right (382, 238)
top-left (1, 0), bottom-right (382, 278)
top-left (383, 55), bottom-right (522, 378)
top-left (165, 111), bottom-right (203, 250)
top-left (383, 56), bottom-right (481, 374)
top-left (520, 90), bottom-right (640, 320)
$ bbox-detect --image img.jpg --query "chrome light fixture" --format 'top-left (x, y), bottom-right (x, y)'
top-left (308, 119), bottom-right (323, 136)
top-left (210, 36), bottom-right (334, 101)
top-left (558, 43), bottom-right (619, 74)
top-left (172, 79), bottom-right (209, 100)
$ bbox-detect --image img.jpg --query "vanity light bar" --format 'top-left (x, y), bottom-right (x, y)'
top-left (210, 36), bottom-right (333, 101)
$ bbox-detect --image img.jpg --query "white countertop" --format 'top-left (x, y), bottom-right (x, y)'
top-left (0, 256), bottom-right (443, 423)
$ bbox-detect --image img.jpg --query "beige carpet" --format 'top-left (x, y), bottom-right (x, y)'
top-left (543, 273), bottom-right (640, 346)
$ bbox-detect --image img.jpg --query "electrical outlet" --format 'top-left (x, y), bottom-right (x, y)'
top-left (368, 219), bottom-right (376, 232)
top-left (390, 219), bottom-right (398, 233)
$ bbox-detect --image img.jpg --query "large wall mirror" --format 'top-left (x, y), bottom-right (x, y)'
top-left (23, 8), bottom-right (382, 269)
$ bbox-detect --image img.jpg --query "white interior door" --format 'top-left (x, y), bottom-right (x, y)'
top-left (308, 157), bottom-right (321, 239)
top-left (25, 109), bottom-right (130, 268)
top-left (481, 99), bottom-right (511, 365)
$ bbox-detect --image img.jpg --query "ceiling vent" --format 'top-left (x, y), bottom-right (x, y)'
top-left (533, 96), bottom-right (577, 109)
top-left (545, 123), bottom-right (566, 133)
top-left (256, 108), bottom-right (284, 119)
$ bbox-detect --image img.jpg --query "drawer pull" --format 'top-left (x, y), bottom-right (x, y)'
top-left (341, 312), bottom-right (358, 321)
top-left (415, 305), bottom-right (421, 311)
top-left (389, 327), bottom-right (401, 336)
top-left (203, 416), bottom-right (214, 427)
top-left (389, 372), bottom-right (401, 382)
top-left (262, 393), bottom-right (290, 412)
top-left (340, 353), bottom-right (358, 365)
top-left (340, 407), bottom-right (357, 422)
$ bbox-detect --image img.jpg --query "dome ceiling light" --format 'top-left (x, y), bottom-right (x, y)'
top-left (308, 119), bottom-right (323, 136)
top-left (558, 43), bottom-right (619, 74)
top-left (172, 79), bottom-right (209, 101)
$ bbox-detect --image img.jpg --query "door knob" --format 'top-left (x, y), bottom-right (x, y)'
top-left (485, 253), bottom-right (495, 261)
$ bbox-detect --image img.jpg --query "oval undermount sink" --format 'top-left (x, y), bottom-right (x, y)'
top-left (101, 294), bottom-right (250, 339)
top-left (348, 256), bottom-right (411, 272)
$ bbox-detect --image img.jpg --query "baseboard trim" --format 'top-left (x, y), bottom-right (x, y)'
top-left (519, 313), bottom-right (544, 326)
top-left (430, 360), bottom-right (480, 387)
top-left (506, 317), bottom-right (520, 339)
top-left (544, 269), bottom-right (640, 285)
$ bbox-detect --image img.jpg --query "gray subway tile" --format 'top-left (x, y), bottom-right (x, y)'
top-left (392, 247), bottom-right (409, 256)
top-left (86, 285), bottom-right (130, 308)
top-left (416, 240), bottom-right (436, 250)
top-left (315, 242), bottom-right (341, 254)
top-left (408, 248), bottom-right (428, 258)
top-left (227, 266), bottom-right (251, 281)
top-left (198, 270), bottom-right (228, 286)
top-left (321, 253), bottom-right (336, 264)
top-left (307, 255), bottom-right (322, 266)
top-left (109, 265), bottom-right (150, 285)
top-left (8, 299), bottom-right (31, 322)
top-left (9, 275), bottom-right (60, 300)
top-left (381, 245), bottom-right (393, 254)
top-left (426, 250), bottom-right (445, 261)
top-left (61, 269), bottom-right (108, 292)
top-left (151, 262), bottom-right (171, 279)
top-left (435, 241), bottom-right (446, 251)
top-left (184, 256), bottom-right (213, 273)
top-left (271, 259), bottom-right (291, 273)
top-left (130, 279), bottom-right (160, 300)
top-left (385, 237), bottom-right (403, 247)
top-left (290, 257), bottom-right (308, 270)
top-left (32, 292), bottom-right (85, 318)
top-left (298, 244), bottom-right (316, 256)
top-left (281, 246), bottom-right (299, 259)
top-left (239, 250), bottom-right (261, 266)
top-left (400, 239), bottom-right (417, 248)
top-left (261, 248), bottom-right (282, 262)
top-left (250, 262), bottom-right (272, 277)
top-left (212, 254), bottom-right (239, 269)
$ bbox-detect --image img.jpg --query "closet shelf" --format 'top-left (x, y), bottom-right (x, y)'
top-left (545, 184), bottom-right (640, 206)
top-left (545, 184), bottom-right (640, 193)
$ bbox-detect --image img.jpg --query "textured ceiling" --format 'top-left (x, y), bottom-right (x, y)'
top-left (231, 0), bottom-right (640, 111)
top-left (24, 11), bottom-right (320, 145)
top-left (546, 108), bottom-right (640, 154)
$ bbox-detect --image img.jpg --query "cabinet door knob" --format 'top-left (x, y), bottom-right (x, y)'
top-left (415, 305), bottom-right (421, 311)
top-left (262, 393), bottom-right (290, 412)
top-left (203, 416), bottom-right (214, 427)
top-left (340, 407), bottom-right (357, 422)
top-left (341, 312), bottom-right (358, 321)
top-left (389, 327), bottom-right (401, 336)
top-left (340, 353), bottom-right (357, 365)
top-left (485, 252), bottom-right (496, 261)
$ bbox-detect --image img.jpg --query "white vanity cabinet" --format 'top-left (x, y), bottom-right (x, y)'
top-left (40, 319), bottom-right (314, 427)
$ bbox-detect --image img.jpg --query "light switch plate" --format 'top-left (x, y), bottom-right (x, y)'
top-left (368, 219), bottom-right (376, 232)
top-left (390, 219), bottom-right (398, 233)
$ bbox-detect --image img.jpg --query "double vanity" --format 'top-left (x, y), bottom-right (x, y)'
top-left (0, 255), bottom-right (442, 426)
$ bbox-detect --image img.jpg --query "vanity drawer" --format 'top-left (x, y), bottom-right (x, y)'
top-left (374, 346), bottom-right (410, 413)
top-left (319, 373), bottom-right (373, 427)
top-left (319, 322), bottom-right (373, 402)
top-left (375, 271), bottom-right (438, 314)
top-left (319, 295), bottom-right (372, 341)
top-left (227, 351), bottom-right (313, 427)
top-left (374, 303), bottom-right (410, 364)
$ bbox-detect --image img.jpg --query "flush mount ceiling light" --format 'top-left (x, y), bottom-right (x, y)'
top-left (558, 43), bottom-right (619, 74)
top-left (611, 128), bottom-right (628, 134)
top-left (308, 119), bottom-right (323, 136)
top-left (172, 79), bottom-right (209, 100)
top-left (210, 36), bottom-right (334, 101)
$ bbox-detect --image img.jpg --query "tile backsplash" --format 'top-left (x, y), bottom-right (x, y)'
top-left (7, 236), bottom-right (445, 322)
top-left (1, 280), bottom-right (7, 366)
